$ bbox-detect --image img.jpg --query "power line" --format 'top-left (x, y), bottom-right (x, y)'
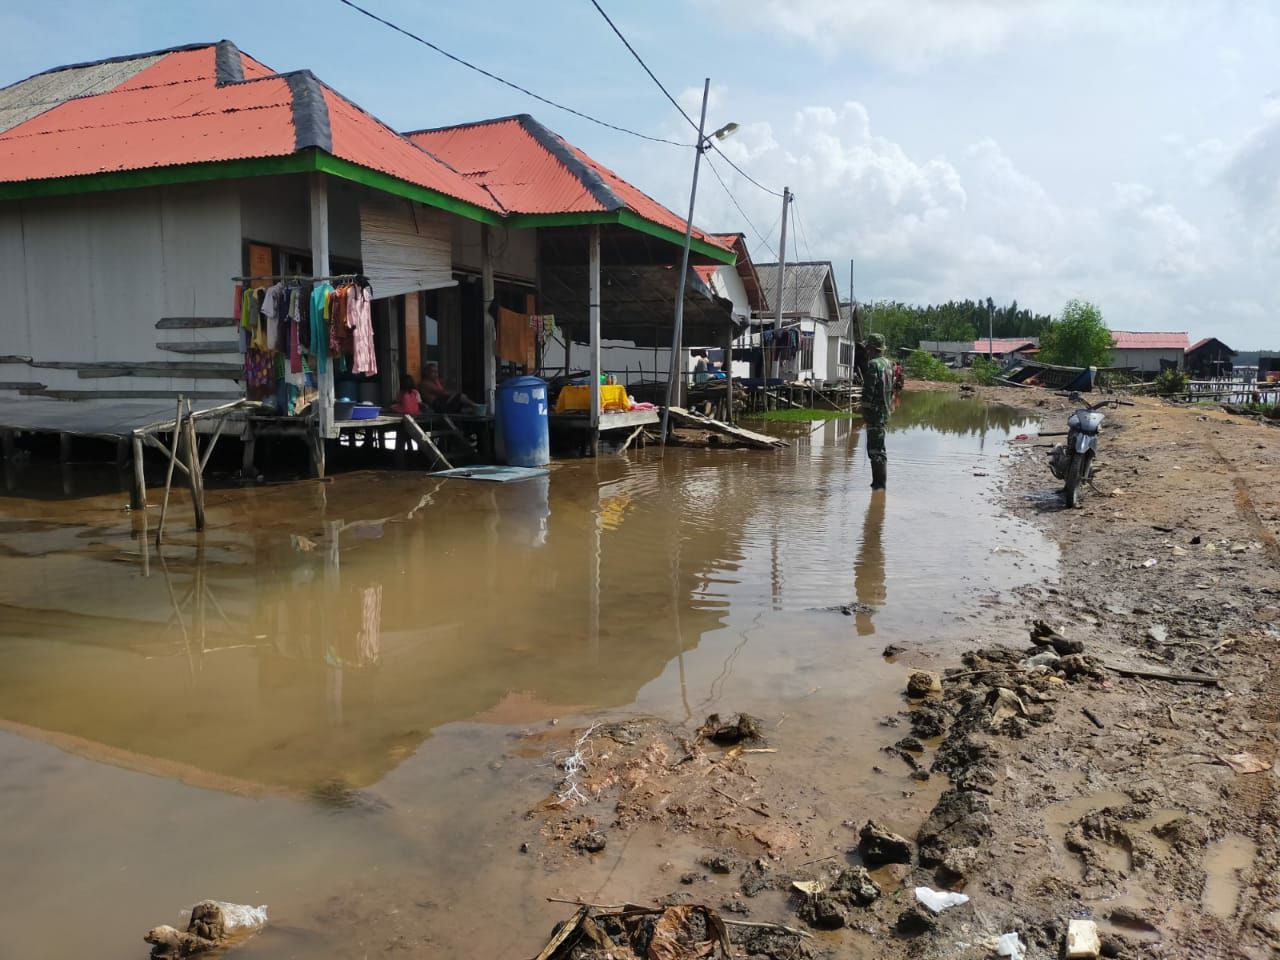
top-left (586, 0), bottom-right (784, 198)
top-left (705, 154), bottom-right (776, 260)
top-left (791, 198), bottom-right (814, 263)
top-left (588, 0), bottom-right (697, 130)
top-left (751, 209), bottom-right (784, 263)
top-left (337, 0), bottom-right (685, 146)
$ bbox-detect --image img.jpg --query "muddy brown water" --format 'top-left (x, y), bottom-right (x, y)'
top-left (0, 392), bottom-right (1053, 958)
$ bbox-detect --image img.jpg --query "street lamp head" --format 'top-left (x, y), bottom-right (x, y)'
top-left (712, 122), bottom-right (740, 141)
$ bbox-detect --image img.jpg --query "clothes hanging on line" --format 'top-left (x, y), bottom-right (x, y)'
top-left (237, 276), bottom-right (376, 400)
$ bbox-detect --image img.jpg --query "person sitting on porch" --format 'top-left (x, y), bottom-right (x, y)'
top-left (390, 376), bottom-right (422, 416)
top-left (692, 353), bottom-right (710, 384)
top-left (419, 362), bottom-right (479, 414)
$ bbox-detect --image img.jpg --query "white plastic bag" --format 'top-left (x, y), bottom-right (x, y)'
top-left (179, 901), bottom-right (268, 935)
top-left (914, 886), bottom-right (970, 913)
top-left (997, 932), bottom-right (1026, 959)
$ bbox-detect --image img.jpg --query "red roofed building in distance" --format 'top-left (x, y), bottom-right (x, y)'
top-left (1109, 331), bottom-right (1190, 374)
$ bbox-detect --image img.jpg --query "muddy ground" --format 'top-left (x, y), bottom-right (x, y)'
top-left (525, 383), bottom-right (1280, 959)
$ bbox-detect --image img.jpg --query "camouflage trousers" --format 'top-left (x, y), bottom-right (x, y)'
top-left (864, 419), bottom-right (888, 465)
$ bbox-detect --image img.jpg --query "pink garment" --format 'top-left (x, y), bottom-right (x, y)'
top-left (350, 285), bottom-right (377, 375)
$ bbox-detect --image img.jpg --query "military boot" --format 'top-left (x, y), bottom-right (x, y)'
top-left (870, 457), bottom-right (887, 490)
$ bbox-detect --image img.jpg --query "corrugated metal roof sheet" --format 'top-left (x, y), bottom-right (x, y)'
top-left (755, 261), bottom-right (838, 318)
top-left (408, 114), bottom-right (732, 250)
top-left (408, 116), bottom-right (601, 214)
top-left (1111, 331), bottom-right (1189, 350)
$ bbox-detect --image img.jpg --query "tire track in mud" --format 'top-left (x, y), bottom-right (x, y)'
top-left (1199, 430), bottom-right (1280, 946)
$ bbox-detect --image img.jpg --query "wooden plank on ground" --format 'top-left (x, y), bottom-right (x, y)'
top-left (667, 406), bottom-right (788, 448)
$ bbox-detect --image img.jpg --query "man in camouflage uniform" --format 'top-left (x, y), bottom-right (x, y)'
top-left (861, 333), bottom-right (894, 490)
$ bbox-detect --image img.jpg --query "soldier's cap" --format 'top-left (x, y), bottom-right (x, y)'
top-left (865, 333), bottom-right (886, 350)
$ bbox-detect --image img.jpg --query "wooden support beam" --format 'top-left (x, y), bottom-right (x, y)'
top-left (156, 341), bottom-right (241, 354)
top-left (131, 433), bottom-right (146, 510)
top-left (241, 421), bottom-right (257, 479)
top-left (73, 362), bottom-right (241, 379)
top-left (310, 170), bottom-right (336, 440)
top-left (481, 224), bottom-right (496, 411)
top-left (2, 430), bottom-right (15, 461)
top-left (59, 433), bottom-right (72, 463)
top-left (142, 432), bottom-right (190, 478)
top-left (22, 388), bottom-right (243, 401)
top-left (0, 381), bottom-right (45, 390)
top-left (401, 415), bottom-right (454, 470)
top-left (182, 408), bottom-right (206, 532)
top-left (307, 419), bottom-right (326, 479)
top-left (588, 224), bottom-right (601, 457)
top-left (0, 355), bottom-right (33, 364)
top-left (154, 400), bottom-right (185, 547)
top-left (199, 415), bottom-right (230, 472)
top-left (155, 317), bottom-right (236, 330)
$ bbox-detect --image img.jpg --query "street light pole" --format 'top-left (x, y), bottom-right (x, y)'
top-left (661, 79), bottom-right (712, 445)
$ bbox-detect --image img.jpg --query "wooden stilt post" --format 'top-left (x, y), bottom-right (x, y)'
top-left (155, 399), bottom-right (185, 547)
top-left (59, 432), bottom-right (72, 463)
top-left (481, 224), bottom-right (496, 412)
top-left (241, 421), bottom-right (256, 479)
top-left (182, 403), bottom-right (206, 532)
top-left (588, 224), bottom-right (602, 457)
top-left (131, 433), bottom-right (146, 509)
top-left (725, 325), bottom-right (735, 425)
top-left (0, 430), bottom-right (12, 461)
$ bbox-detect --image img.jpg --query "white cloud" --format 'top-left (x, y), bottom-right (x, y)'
top-left (701, 0), bottom-right (1126, 69)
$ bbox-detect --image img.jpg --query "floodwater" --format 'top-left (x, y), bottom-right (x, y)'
top-left (0, 391), bottom-right (1054, 958)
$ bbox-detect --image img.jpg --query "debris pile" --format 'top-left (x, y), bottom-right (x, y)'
top-left (532, 902), bottom-right (812, 960)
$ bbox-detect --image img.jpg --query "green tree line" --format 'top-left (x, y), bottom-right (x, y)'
top-left (862, 297), bottom-right (1113, 369)
top-left (861, 297), bottom-right (1054, 354)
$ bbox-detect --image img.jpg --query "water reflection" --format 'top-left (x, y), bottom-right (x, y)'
top-left (0, 392), bottom-right (1049, 797)
top-left (854, 490), bottom-right (887, 635)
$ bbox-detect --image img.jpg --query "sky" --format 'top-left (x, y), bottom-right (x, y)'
top-left (3, 0), bottom-right (1277, 347)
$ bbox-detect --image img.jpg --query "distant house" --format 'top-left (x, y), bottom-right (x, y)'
top-left (1184, 337), bottom-right (1236, 379)
top-left (754, 261), bottom-right (845, 382)
top-left (1110, 331), bottom-right (1189, 374)
top-left (830, 301), bottom-right (864, 381)
top-left (918, 338), bottom-right (1038, 364)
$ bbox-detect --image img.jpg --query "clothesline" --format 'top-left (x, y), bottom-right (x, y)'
top-left (231, 274), bottom-right (364, 283)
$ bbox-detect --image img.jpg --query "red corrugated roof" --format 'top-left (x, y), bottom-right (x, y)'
top-left (1111, 331), bottom-right (1189, 350)
top-left (0, 43), bottom-right (500, 212)
top-left (409, 115), bottom-right (733, 251)
top-left (321, 88), bottom-right (497, 211)
top-left (408, 117), bottom-right (600, 214)
top-left (0, 48), bottom-right (297, 179)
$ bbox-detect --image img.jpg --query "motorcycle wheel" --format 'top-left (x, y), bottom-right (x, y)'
top-left (1063, 452), bottom-right (1092, 509)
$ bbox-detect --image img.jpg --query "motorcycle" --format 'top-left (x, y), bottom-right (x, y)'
top-left (1047, 392), bottom-right (1133, 508)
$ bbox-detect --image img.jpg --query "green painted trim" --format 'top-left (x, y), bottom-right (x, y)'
top-left (0, 152), bottom-right (736, 265)
top-left (504, 210), bottom-right (616, 230)
top-left (0, 154), bottom-right (317, 201)
top-left (311, 153), bottom-right (502, 226)
top-left (617, 209), bottom-right (736, 265)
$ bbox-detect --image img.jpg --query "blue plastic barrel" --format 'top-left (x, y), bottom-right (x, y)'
top-left (496, 376), bottom-right (550, 467)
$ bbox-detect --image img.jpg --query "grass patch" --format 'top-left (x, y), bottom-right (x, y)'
top-left (749, 408), bottom-right (854, 422)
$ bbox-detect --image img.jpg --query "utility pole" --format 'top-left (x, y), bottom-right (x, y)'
top-left (660, 78), bottom-right (711, 444)
top-left (988, 299), bottom-right (994, 358)
top-left (771, 187), bottom-right (791, 378)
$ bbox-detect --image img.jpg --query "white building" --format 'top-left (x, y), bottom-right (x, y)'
top-left (753, 261), bottom-right (847, 383)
